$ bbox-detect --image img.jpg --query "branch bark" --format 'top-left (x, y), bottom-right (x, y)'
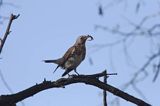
top-left (0, 14), bottom-right (20, 54)
top-left (0, 71), bottom-right (151, 106)
top-left (103, 70), bottom-right (107, 106)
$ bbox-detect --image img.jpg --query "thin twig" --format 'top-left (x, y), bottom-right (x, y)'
top-left (0, 14), bottom-right (20, 54)
top-left (81, 70), bottom-right (117, 78)
top-left (153, 49), bottom-right (160, 82)
top-left (103, 70), bottom-right (107, 106)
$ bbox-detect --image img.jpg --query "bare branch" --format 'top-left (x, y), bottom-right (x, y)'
top-left (98, 4), bottom-right (103, 16)
top-left (85, 70), bottom-right (117, 78)
top-left (0, 0), bottom-right (2, 7)
top-left (0, 14), bottom-right (20, 54)
top-left (0, 71), bottom-right (150, 106)
top-left (95, 0), bottom-right (160, 105)
top-left (153, 49), bottom-right (160, 82)
top-left (103, 70), bottom-right (107, 106)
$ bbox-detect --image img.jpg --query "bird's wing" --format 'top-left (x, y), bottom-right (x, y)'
top-left (81, 45), bottom-right (86, 61)
top-left (74, 45), bottom-right (86, 61)
top-left (62, 46), bottom-right (76, 64)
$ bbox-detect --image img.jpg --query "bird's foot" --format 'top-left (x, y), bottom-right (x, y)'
top-left (68, 74), bottom-right (77, 78)
top-left (76, 73), bottom-right (80, 76)
top-left (74, 70), bottom-right (80, 76)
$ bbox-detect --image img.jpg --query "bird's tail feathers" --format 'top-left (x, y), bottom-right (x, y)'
top-left (44, 58), bottom-right (63, 74)
top-left (53, 65), bottom-right (59, 74)
top-left (43, 58), bottom-right (63, 65)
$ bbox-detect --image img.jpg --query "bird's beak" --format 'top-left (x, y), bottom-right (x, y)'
top-left (86, 35), bottom-right (94, 41)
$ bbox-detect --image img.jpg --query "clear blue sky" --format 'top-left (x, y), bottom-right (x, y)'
top-left (0, 0), bottom-right (160, 106)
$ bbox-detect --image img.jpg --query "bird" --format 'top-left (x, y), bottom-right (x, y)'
top-left (44, 35), bottom-right (93, 77)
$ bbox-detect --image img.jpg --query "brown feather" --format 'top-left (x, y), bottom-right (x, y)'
top-left (44, 35), bottom-right (93, 77)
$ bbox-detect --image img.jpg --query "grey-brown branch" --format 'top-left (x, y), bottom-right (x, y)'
top-left (0, 71), bottom-right (151, 106)
top-left (0, 14), bottom-right (20, 54)
top-left (103, 70), bottom-right (107, 106)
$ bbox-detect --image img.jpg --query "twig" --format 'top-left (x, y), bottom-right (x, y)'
top-left (0, 0), bottom-right (2, 7)
top-left (0, 71), bottom-right (150, 106)
top-left (153, 50), bottom-right (160, 82)
top-left (82, 70), bottom-right (117, 78)
top-left (103, 70), bottom-right (107, 106)
top-left (0, 14), bottom-right (20, 54)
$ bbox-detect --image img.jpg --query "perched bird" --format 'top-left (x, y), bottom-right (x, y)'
top-left (44, 35), bottom-right (93, 77)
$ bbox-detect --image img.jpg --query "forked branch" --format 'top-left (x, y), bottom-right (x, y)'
top-left (0, 71), bottom-right (150, 106)
top-left (0, 14), bottom-right (20, 54)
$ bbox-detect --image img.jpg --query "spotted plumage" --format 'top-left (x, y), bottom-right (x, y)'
top-left (44, 35), bottom-right (93, 77)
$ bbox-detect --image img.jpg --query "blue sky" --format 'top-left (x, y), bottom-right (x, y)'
top-left (0, 0), bottom-right (160, 106)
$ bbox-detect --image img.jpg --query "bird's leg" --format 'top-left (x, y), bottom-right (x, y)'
top-left (68, 73), bottom-right (71, 77)
top-left (74, 69), bottom-right (79, 75)
top-left (68, 73), bottom-right (74, 78)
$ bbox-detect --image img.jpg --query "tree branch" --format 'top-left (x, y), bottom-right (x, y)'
top-left (0, 71), bottom-right (150, 106)
top-left (103, 70), bottom-right (107, 106)
top-left (0, 14), bottom-right (20, 54)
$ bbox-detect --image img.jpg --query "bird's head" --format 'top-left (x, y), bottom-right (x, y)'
top-left (75, 35), bottom-right (93, 45)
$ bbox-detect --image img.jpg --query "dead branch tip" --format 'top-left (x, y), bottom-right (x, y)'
top-left (11, 14), bottom-right (20, 20)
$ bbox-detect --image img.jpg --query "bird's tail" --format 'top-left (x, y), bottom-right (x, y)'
top-left (43, 58), bottom-right (64, 74)
top-left (53, 65), bottom-right (59, 74)
top-left (43, 58), bottom-right (63, 65)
